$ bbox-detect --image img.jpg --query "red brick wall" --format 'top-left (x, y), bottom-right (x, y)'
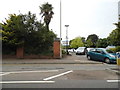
top-left (16, 47), bottom-right (24, 59)
top-left (3, 40), bottom-right (61, 59)
top-left (53, 40), bottom-right (60, 59)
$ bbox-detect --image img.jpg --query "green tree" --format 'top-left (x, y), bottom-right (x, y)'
top-left (1, 11), bottom-right (56, 55)
top-left (86, 34), bottom-right (99, 47)
top-left (70, 37), bottom-right (84, 48)
top-left (1, 13), bottom-right (28, 54)
top-left (1, 12), bottom-right (37, 47)
top-left (2, 14), bottom-right (26, 46)
top-left (81, 37), bottom-right (86, 44)
top-left (107, 21), bottom-right (120, 46)
top-left (96, 38), bottom-right (108, 48)
top-left (40, 2), bottom-right (54, 30)
top-left (107, 29), bottom-right (120, 46)
top-left (86, 39), bottom-right (93, 48)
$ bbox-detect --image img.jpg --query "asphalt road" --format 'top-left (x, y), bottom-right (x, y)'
top-left (1, 69), bottom-right (119, 88)
top-left (1, 54), bottom-right (120, 88)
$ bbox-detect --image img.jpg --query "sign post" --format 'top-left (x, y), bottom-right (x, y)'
top-left (117, 52), bottom-right (120, 65)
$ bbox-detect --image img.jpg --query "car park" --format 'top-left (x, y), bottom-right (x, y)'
top-left (87, 48), bottom-right (117, 64)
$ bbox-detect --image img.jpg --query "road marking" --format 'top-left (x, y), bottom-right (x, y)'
top-left (43, 70), bottom-right (73, 81)
top-left (0, 70), bottom-right (59, 76)
top-left (0, 72), bottom-right (10, 76)
top-left (9, 70), bottom-right (59, 74)
top-left (0, 81), bottom-right (55, 84)
top-left (107, 80), bottom-right (120, 83)
top-left (75, 60), bottom-right (80, 61)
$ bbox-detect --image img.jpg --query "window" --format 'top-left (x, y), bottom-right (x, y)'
top-left (96, 49), bottom-right (103, 54)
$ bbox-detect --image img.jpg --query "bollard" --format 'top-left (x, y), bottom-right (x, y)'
top-left (116, 52), bottom-right (120, 65)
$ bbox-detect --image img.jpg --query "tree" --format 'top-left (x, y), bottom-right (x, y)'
top-left (86, 34), bottom-right (99, 47)
top-left (81, 37), bottom-right (86, 44)
top-left (96, 38), bottom-right (108, 48)
top-left (40, 2), bottom-right (54, 30)
top-left (107, 29), bottom-right (120, 46)
top-left (86, 39), bottom-right (93, 48)
top-left (2, 14), bottom-right (25, 46)
top-left (1, 12), bottom-right (38, 47)
top-left (1, 13), bottom-right (28, 55)
top-left (107, 20), bottom-right (120, 46)
top-left (107, 15), bottom-right (120, 46)
top-left (1, 11), bottom-right (57, 55)
top-left (70, 37), bottom-right (84, 48)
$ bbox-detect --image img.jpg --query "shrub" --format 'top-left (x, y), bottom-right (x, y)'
top-left (109, 48), bottom-right (116, 53)
top-left (62, 49), bottom-right (66, 54)
top-left (115, 46), bottom-right (120, 52)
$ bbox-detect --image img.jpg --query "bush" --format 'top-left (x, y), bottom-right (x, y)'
top-left (62, 49), bottom-right (66, 54)
top-left (109, 46), bottom-right (120, 52)
top-left (115, 46), bottom-right (120, 52)
top-left (109, 48), bottom-right (116, 53)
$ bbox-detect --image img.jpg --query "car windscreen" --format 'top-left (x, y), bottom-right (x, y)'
top-left (78, 48), bottom-right (84, 50)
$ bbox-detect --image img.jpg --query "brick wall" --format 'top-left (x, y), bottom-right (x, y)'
top-left (3, 39), bottom-right (61, 59)
top-left (53, 39), bottom-right (60, 59)
top-left (16, 47), bottom-right (24, 59)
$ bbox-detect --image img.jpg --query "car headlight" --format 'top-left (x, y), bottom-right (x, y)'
top-left (109, 54), bottom-right (115, 58)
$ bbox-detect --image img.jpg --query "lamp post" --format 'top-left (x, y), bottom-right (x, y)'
top-left (65, 25), bottom-right (69, 54)
top-left (60, 0), bottom-right (62, 58)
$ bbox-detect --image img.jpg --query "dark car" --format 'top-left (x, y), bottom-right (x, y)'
top-left (87, 48), bottom-right (116, 64)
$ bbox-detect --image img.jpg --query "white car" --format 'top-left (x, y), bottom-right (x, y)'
top-left (68, 49), bottom-right (75, 53)
top-left (106, 46), bottom-right (115, 49)
top-left (76, 47), bottom-right (86, 55)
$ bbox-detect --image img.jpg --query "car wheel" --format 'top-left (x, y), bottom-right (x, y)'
top-left (105, 58), bottom-right (110, 64)
top-left (87, 55), bottom-right (91, 60)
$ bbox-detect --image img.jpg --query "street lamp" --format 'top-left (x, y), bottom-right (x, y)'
top-left (65, 25), bottom-right (69, 55)
top-left (60, 0), bottom-right (62, 58)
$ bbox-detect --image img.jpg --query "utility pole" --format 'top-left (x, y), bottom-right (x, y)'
top-left (65, 25), bottom-right (69, 54)
top-left (60, 0), bottom-right (62, 58)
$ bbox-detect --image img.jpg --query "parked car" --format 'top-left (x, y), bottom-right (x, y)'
top-left (76, 47), bottom-right (87, 55)
top-left (87, 48), bottom-right (116, 64)
top-left (86, 48), bottom-right (94, 54)
top-left (68, 49), bottom-right (75, 53)
top-left (106, 46), bottom-right (116, 49)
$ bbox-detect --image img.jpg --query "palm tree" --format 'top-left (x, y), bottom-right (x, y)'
top-left (40, 2), bottom-right (54, 30)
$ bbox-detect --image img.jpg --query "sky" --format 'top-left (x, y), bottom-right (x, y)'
top-left (0, 0), bottom-right (119, 41)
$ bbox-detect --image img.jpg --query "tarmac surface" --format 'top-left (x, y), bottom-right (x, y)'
top-left (2, 55), bottom-right (103, 64)
top-left (2, 54), bottom-right (120, 75)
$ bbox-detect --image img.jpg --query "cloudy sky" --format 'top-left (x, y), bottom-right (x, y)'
top-left (0, 0), bottom-right (119, 41)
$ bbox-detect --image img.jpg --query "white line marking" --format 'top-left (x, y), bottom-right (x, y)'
top-left (0, 70), bottom-right (59, 76)
top-left (43, 70), bottom-right (73, 81)
top-left (75, 60), bottom-right (80, 61)
top-left (107, 80), bottom-right (120, 83)
top-left (0, 72), bottom-right (10, 76)
top-left (0, 81), bottom-right (55, 84)
top-left (9, 70), bottom-right (59, 74)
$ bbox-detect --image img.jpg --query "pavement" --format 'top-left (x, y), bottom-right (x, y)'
top-left (2, 55), bottom-right (103, 64)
